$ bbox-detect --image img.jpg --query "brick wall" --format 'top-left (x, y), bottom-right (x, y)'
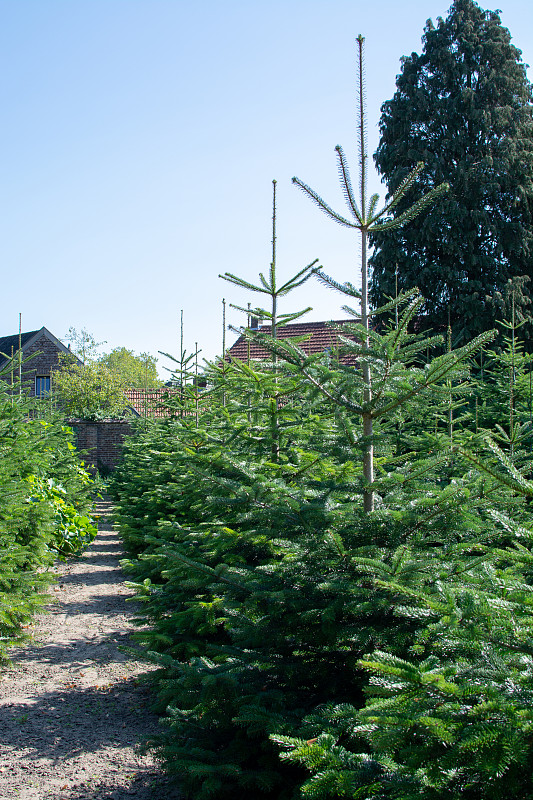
top-left (69, 420), bottom-right (133, 472)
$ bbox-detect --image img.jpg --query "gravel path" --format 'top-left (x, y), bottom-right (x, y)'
top-left (0, 500), bottom-right (181, 800)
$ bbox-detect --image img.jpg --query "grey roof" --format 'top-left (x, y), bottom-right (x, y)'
top-left (0, 330), bottom-right (42, 360)
top-left (0, 326), bottom-right (74, 369)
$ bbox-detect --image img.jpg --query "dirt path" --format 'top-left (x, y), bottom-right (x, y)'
top-left (0, 500), bottom-right (181, 800)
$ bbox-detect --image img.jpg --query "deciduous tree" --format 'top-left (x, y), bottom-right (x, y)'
top-left (98, 347), bottom-right (162, 388)
top-left (53, 357), bottom-right (127, 420)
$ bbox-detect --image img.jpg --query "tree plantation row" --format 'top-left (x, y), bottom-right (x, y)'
top-left (110, 2), bottom-right (533, 795)
top-left (110, 270), bottom-right (533, 799)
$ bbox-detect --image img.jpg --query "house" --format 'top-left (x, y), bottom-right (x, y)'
top-left (0, 326), bottom-right (78, 397)
top-left (225, 319), bottom-right (359, 365)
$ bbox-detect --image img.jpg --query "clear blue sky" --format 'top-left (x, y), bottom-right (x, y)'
top-left (1, 0), bottom-right (531, 374)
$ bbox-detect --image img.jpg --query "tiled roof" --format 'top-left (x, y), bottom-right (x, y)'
top-left (125, 388), bottom-right (211, 418)
top-left (226, 319), bottom-right (359, 363)
top-left (125, 388), bottom-right (178, 418)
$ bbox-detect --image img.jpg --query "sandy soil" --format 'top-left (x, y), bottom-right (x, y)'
top-left (0, 500), bottom-right (181, 800)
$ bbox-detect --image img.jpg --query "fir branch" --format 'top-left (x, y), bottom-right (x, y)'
top-left (335, 144), bottom-right (363, 224)
top-left (292, 177), bottom-right (359, 229)
top-left (259, 272), bottom-right (271, 292)
top-left (315, 271), bottom-right (361, 299)
top-left (369, 162), bottom-right (425, 223)
top-left (219, 272), bottom-right (269, 294)
top-left (369, 287), bottom-right (421, 318)
top-left (371, 182), bottom-right (450, 233)
top-left (374, 330), bottom-right (496, 420)
top-left (278, 259), bottom-right (320, 294)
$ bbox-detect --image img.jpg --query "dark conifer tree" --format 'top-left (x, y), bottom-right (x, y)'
top-left (369, 0), bottom-right (533, 343)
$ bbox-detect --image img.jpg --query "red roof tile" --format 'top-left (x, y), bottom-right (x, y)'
top-left (226, 319), bottom-right (359, 363)
top-left (125, 388), bottom-right (177, 418)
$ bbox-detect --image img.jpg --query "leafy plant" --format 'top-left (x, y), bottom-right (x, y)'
top-left (0, 372), bottom-right (96, 661)
top-left (53, 355), bottom-right (128, 420)
top-left (98, 347), bottom-right (162, 388)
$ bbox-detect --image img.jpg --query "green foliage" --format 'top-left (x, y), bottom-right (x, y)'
top-left (111, 264), bottom-right (509, 800)
top-left (109, 28), bottom-right (533, 800)
top-left (370, 0), bottom-right (533, 343)
top-left (98, 347), bottom-right (162, 388)
top-left (472, 282), bottom-right (533, 462)
top-left (276, 502), bottom-right (533, 799)
top-left (0, 375), bottom-right (96, 661)
top-left (58, 329), bottom-right (162, 416)
top-left (53, 356), bottom-right (128, 420)
top-left (269, 331), bottom-right (533, 800)
top-left (26, 473), bottom-right (97, 556)
top-left (64, 326), bottom-right (106, 364)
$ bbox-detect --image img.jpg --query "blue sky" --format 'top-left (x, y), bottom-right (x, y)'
top-left (1, 0), bottom-right (532, 374)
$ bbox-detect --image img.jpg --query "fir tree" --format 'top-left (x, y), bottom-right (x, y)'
top-left (292, 35), bottom-right (447, 511)
top-left (370, 0), bottom-right (533, 343)
top-left (220, 179), bottom-right (319, 463)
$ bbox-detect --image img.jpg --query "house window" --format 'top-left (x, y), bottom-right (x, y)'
top-left (35, 376), bottom-right (51, 397)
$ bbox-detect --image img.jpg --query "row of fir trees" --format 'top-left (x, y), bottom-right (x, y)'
top-left (111, 255), bottom-right (533, 800)
top-left (0, 360), bottom-right (96, 662)
top-left (111, 4), bottom-right (533, 798)
top-left (111, 198), bottom-right (533, 800)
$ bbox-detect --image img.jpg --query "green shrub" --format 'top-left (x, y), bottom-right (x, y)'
top-left (0, 378), bottom-right (96, 661)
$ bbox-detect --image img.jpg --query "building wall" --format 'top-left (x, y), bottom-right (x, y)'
top-left (9, 334), bottom-right (66, 397)
top-left (69, 420), bottom-right (133, 472)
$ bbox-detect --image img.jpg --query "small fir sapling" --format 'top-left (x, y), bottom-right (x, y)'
top-left (220, 179), bottom-right (319, 462)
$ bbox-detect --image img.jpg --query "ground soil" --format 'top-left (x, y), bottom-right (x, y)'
top-left (0, 500), bottom-right (182, 800)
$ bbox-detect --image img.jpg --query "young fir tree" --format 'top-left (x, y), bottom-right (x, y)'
top-left (472, 279), bottom-right (533, 463)
top-left (112, 188), bottom-right (342, 799)
top-left (274, 446), bottom-right (533, 800)
top-left (220, 179), bottom-right (319, 462)
top-left (369, 0), bottom-right (533, 343)
top-left (292, 34), bottom-right (448, 511)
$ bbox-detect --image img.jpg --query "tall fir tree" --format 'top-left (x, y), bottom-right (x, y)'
top-left (293, 35), bottom-right (447, 511)
top-left (369, 0), bottom-right (533, 344)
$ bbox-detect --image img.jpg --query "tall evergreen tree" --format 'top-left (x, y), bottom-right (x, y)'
top-left (369, 0), bottom-right (533, 343)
